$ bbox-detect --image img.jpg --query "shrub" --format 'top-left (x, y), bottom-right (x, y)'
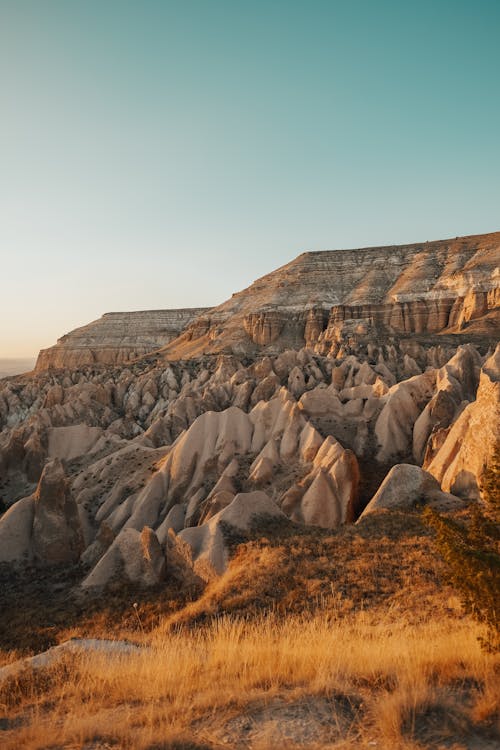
top-left (423, 446), bottom-right (500, 652)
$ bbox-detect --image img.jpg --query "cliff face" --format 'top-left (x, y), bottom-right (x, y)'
top-left (35, 308), bottom-right (209, 371)
top-left (162, 232), bottom-right (500, 359)
top-left (34, 232), bottom-right (499, 371)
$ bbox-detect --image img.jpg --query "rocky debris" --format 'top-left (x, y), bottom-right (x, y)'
top-left (160, 231), bottom-right (500, 359)
top-left (178, 491), bottom-right (285, 579)
top-left (209, 695), bottom-right (358, 748)
top-left (36, 308), bottom-right (210, 370)
top-left (426, 344), bottom-right (500, 499)
top-left (359, 464), bottom-right (464, 519)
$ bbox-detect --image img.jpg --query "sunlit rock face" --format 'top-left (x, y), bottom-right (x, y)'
top-left (0, 231), bottom-right (499, 588)
top-left (425, 344), bottom-right (500, 499)
top-left (2, 338), bottom-right (498, 582)
top-left (35, 308), bottom-right (210, 371)
top-left (161, 232), bottom-right (499, 359)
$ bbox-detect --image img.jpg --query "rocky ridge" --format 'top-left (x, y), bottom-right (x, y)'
top-left (160, 231), bottom-right (500, 359)
top-left (36, 308), bottom-right (209, 370)
top-left (1, 231), bottom-right (499, 592)
top-left (1, 337), bottom-right (499, 588)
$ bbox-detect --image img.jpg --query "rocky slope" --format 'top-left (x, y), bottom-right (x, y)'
top-left (35, 308), bottom-right (209, 370)
top-left (160, 231), bottom-right (500, 359)
top-left (1, 336), bottom-right (498, 587)
top-left (1, 230), bottom-right (498, 591)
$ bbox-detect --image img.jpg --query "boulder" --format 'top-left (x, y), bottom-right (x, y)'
top-left (295, 470), bottom-right (342, 527)
top-left (359, 464), bottom-right (464, 519)
top-left (298, 385), bottom-right (343, 418)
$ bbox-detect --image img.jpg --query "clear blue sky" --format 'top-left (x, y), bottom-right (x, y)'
top-left (1, 0), bottom-right (499, 357)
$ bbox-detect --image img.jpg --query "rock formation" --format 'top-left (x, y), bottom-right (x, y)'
top-left (160, 232), bottom-right (500, 359)
top-left (82, 526), bottom-right (166, 589)
top-left (425, 344), bottom-right (500, 498)
top-left (0, 457), bottom-right (83, 564)
top-left (358, 464), bottom-right (463, 518)
top-left (36, 308), bottom-right (209, 370)
top-left (0, 231), bottom-right (498, 589)
top-left (179, 491), bottom-right (285, 579)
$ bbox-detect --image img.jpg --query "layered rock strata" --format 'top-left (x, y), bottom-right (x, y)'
top-left (36, 308), bottom-right (209, 371)
top-left (2, 230), bottom-right (499, 590)
top-left (161, 232), bottom-right (500, 359)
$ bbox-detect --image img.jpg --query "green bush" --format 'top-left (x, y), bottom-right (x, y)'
top-left (423, 446), bottom-right (500, 652)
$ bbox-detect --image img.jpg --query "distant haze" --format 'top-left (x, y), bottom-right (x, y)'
top-left (0, 359), bottom-right (37, 379)
top-left (1, 1), bottom-right (499, 358)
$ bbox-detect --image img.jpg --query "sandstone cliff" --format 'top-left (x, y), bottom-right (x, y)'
top-left (161, 232), bottom-right (500, 359)
top-left (2, 230), bottom-right (499, 588)
top-left (35, 308), bottom-right (209, 371)
top-left (3, 336), bottom-right (494, 581)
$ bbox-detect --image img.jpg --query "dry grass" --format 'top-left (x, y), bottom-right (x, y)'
top-left (164, 511), bottom-right (457, 631)
top-left (1, 609), bottom-right (498, 750)
top-left (1, 511), bottom-right (498, 748)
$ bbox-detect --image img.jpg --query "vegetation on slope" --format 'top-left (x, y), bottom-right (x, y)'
top-left (1, 509), bottom-right (499, 749)
top-left (1, 612), bottom-right (498, 750)
top-left (424, 446), bottom-right (500, 653)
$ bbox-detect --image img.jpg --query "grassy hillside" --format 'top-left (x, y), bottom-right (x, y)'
top-left (1, 510), bottom-right (499, 749)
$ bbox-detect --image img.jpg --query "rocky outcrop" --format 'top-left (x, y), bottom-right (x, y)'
top-left (0, 496), bottom-right (34, 563)
top-left (359, 464), bottom-right (463, 518)
top-left (375, 371), bottom-right (437, 462)
top-left (0, 639), bottom-right (143, 687)
top-left (0, 458), bottom-right (84, 565)
top-left (425, 344), bottom-right (500, 499)
top-left (162, 232), bottom-right (500, 359)
top-left (32, 233), bottom-right (500, 372)
top-left (412, 345), bottom-right (481, 464)
top-left (2, 227), bottom-right (499, 600)
top-left (36, 308), bottom-right (210, 371)
top-left (81, 526), bottom-right (166, 589)
top-left (32, 458), bottom-right (84, 565)
top-left (179, 491), bottom-right (285, 579)
top-left (90, 389), bottom-right (360, 551)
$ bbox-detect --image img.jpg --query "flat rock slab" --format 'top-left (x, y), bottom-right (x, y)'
top-left (0, 638), bottom-right (144, 685)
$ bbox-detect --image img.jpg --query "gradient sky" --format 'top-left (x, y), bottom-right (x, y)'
top-left (1, 0), bottom-right (499, 358)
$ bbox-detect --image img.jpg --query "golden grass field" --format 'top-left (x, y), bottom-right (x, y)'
top-left (1, 511), bottom-right (499, 749)
top-left (1, 610), bottom-right (499, 750)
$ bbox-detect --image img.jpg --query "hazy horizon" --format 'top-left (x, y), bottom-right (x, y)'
top-left (0, 357), bottom-right (37, 378)
top-left (1, 0), bottom-right (499, 358)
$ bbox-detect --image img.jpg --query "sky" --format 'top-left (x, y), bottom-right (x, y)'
top-left (1, 0), bottom-right (499, 358)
